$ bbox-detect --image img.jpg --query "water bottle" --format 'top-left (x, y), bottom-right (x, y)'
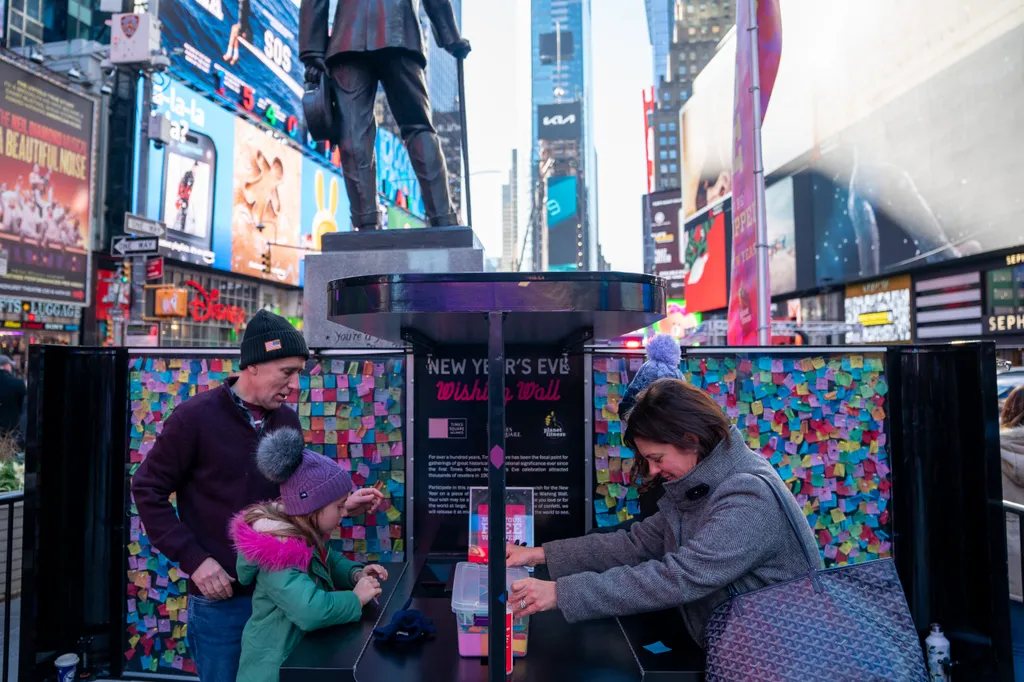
top-left (925, 623), bottom-right (950, 682)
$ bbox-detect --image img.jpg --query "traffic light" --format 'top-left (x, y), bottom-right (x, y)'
top-left (121, 261), bottom-right (131, 283)
top-left (261, 248), bottom-right (272, 274)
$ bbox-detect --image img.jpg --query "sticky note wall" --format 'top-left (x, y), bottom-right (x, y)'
top-left (124, 354), bottom-right (406, 673)
top-left (593, 352), bottom-right (893, 568)
top-left (286, 357), bottom-right (406, 564)
top-left (126, 356), bottom-right (233, 674)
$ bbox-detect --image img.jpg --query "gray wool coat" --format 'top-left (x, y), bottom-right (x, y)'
top-left (544, 425), bottom-right (821, 646)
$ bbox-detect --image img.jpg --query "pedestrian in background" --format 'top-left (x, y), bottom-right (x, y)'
top-left (0, 354), bottom-right (26, 441)
top-left (1000, 385), bottom-right (1024, 681)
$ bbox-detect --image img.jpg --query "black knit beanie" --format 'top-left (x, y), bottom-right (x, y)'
top-left (239, 309), bottom-right (309, 369)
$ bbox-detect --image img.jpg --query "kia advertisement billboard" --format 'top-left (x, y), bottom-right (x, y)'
top-left (537, 101), bottom-right (582, 141)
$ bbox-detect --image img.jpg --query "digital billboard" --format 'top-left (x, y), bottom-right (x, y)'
top-left (546, 175), bottom-right (578, 270)
top-left (644, 189), bottom-right (684, 295)
top-left (682, 0), bottom-right (1024, 280)
top-left (0, 59), bottom-right (96, 304)
top-left (144, 77), bottom-right (351, 286)
top-left (537, 102), bottom-right (582, 141)
top-left (680, 205), bottom-right (728, 314)
top-left (765, 176), bottom-right (796, 296)
top-left (159, 0), bottom-right (307, 142)
top-left (844, 275), bottom-right (912, 344)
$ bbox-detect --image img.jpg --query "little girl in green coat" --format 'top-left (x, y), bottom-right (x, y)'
top-left (230, 428), bottom-right (388, 682)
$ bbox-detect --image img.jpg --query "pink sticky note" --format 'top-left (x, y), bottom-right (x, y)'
top-left (361, 416), bottom-right (374, 428)
top-left (144, 615), bottom-right (157, 629)
top-left (352, 526), bottom-right (366, 539)
top-left (158, 619), bottom-right (171, 633)
top-left (357, 463), bottom-right (371, 477)
top-left (816, 377), bottom-right (828, 390)
top-left (156, 575), bottom-right (168, 587)
top-left (128, 598), bottom-right (137, 613)
top-left (824, 545), bottom-right (838, 559)
top-left (391, 442), bottom-right (403, 458)
top-left (374, 402), bottom-right (388, 416)
top-left (179, 608), bottom-right (188, 624)
top-left (311, 388), bottom-right (324, 402)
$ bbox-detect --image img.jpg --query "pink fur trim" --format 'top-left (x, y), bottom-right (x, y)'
top-left (229, 512), bottom-right (313, 572)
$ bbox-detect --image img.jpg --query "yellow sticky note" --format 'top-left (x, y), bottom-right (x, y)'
top-left (851, 355), bottom-right (864, 369)
top-left (596, 469), bottom-right (610, 484)
top-left (752, 401), bottom-right (764, 415)
top-left (169, 567), bottom-right (179, 582)
top-left (840, 541), bottom-right (854, 555)
top-left (354, 539), bottom-right (367, 553)
top-left (385, 507), bottom-right (402, 522)
top-left (812, 357), bottom-right (826, 370)
top-left (129, 635), bottom-right (141, 648)
top-left (391, 471), bottom-right (405, 483)
top-left (602, 406), bottom-right (618, 420)
top-left (791, 431), bottom-right (804, 445)
top-left (169, 359), bottom-right (182, 368)
top-left (393, 539), bottom-right (405, 553)
top-left (834, 462), bottom-right (846, 477)
top-left (830, 509), bottom-right (846, 523)
top-left (796, 383), bottom-right (809, 396)
top-left (617, 509), bottom-right (629, 522)
top-left (869, 440), bottom-right (879, 455)
top-left (128, 542), bottom-right (142, 556)
top-left (168, 609), bottom-right (177, 622)
top-left (604, 494), bottom-right (616, 508)
top-left (801, 455), bottom-right (812, 468)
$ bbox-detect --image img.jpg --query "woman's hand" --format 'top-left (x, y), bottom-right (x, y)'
top-left (510, 578), bottom-right (557, 618)
top-left (344, 488), bottom-right (384, 517)
top-left (506, 543), bottom-right (545, 567)
top-left (353, 575), bottom-right (382, 606)
top-left (361, 564), bottom-right (388, 582)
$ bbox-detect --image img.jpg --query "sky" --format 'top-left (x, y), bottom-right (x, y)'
top-left (461, 0), bottom-right (652, 273)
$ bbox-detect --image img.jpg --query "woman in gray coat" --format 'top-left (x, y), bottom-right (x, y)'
top-left (507, 377), bottom-right (819, 646)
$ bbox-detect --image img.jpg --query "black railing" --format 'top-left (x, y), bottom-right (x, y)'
top-left (1, 491), bottom-right (23, 682)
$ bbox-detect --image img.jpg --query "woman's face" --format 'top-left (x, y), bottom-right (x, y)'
top-left (633, 437), bottom-right (700, 483)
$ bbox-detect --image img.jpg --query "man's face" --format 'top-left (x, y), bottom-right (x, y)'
top-left (246, 356), bottom-right (305, 408)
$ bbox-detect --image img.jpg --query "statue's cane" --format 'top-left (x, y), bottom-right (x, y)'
top-left (457, 56), bottom-right (472, 228)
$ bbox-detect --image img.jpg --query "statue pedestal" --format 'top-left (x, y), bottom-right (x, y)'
top-left (303, 226), bottom-right (486, 349)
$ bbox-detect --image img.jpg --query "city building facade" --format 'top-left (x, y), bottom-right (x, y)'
top-left (530, 0), bottom-right (598, 272)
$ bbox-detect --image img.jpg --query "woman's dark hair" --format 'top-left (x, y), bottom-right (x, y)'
top-left (1003, 385), bottom-right (1024, 429)
top-left (624, 378), bottom-right (731, 484)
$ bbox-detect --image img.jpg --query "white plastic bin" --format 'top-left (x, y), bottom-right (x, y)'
top-left (451, 561), bottom-right (530, 658)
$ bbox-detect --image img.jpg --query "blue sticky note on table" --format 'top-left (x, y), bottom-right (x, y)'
top-left (643, 641), bottom-right (672, 654)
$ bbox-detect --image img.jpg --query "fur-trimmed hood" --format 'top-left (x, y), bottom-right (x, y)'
top-left (1002, 426), bottom-right (1024, 490)
top-left (229, 511), bottom-right (314, 584)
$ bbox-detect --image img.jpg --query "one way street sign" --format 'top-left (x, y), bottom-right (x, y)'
top-left (112, 235), bottom-right (160, 257)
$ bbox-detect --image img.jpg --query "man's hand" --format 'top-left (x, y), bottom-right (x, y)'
top-left (192, 557), bottom-right (235, 600)
top-left (344, 488), bottom-right (385, 517)
top-left (444, 38), bottom-right (471, 59)
top-left (510, 578), bottom-right (557, 618)
top-left (302, 57), bottom-right (325, 86)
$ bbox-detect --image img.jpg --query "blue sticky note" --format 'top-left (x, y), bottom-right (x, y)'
top-left (643, 641), bottom-right (672, 655)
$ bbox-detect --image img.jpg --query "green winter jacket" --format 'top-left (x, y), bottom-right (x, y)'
top-left (230, 513), bottom-right (365, 682)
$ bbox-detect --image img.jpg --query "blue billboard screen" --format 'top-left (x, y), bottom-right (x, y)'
top-left (546, 175), bottom-right (578, 269)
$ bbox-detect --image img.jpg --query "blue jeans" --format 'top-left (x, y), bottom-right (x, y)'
top-left (188, 595), bottom-right (252, 682)
top-left (1011, 600), bottom-right (1024, 682)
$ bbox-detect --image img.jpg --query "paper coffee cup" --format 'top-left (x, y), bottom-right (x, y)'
top-left (54, 653), bottom-right (79, 682)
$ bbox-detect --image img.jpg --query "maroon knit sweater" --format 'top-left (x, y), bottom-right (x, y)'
top-left (132, 378), bottom-right (301, 597)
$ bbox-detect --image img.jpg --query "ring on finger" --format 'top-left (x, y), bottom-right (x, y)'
top-left (519, 598), bottom-right (527, 610)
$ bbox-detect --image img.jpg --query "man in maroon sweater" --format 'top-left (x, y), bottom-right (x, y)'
top-left (133, 309), bottom-right (309, 682)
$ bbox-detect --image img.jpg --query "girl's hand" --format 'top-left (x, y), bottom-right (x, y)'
top-left (362, 564), bottom-right (388, 582)
top-left (353, 575), bottom-right (382, 606)
top-left (506, 543), bottom-right (545, 567)
top-left (510, 578), bottom-right (557, 618)
top-left (344, 488), bottom-right (385, 517)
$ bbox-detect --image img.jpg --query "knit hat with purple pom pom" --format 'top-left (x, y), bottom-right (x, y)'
top-left (618, 334), bottom-right (684, 419)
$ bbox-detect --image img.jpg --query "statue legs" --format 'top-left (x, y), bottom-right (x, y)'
top-left (331, 50), bottom-right (458, 230)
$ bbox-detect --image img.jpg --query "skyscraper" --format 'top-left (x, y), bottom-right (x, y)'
top-left (644, 0), bottom-right (674, 89)
top-left (501, 150), bottom-right (520, 272)
top-left (530, 0), bottom-right (597, 272)
top-left (653, 0), bottom-right (733, 191)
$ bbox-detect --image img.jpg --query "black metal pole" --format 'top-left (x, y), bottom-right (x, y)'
top-left (486, 311), bottom-right (506, 681)
top-left (457, 58), bottom-right (473, 228)
top-left (3, 497), bottom-right (14, 682)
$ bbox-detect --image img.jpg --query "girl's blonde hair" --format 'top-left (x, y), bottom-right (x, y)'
top-left (243, 502), bottom-right (327, 552)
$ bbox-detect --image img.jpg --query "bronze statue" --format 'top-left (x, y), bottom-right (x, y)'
top-left (299, 0), bottom-right (470, 231)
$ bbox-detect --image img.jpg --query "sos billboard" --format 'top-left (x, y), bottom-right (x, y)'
top-left (159, 0), bottom-right (306, 142)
